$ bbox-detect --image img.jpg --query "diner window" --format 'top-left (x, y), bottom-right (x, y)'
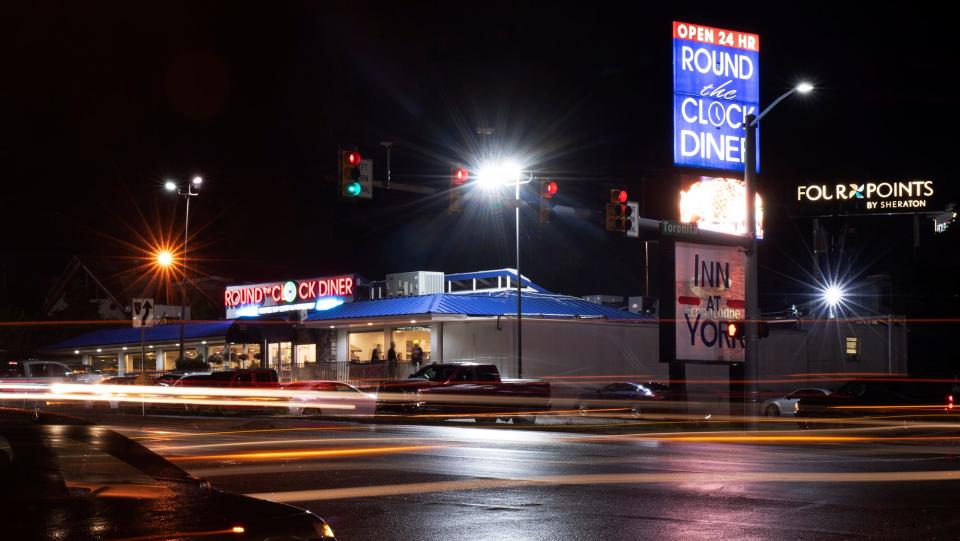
top-left (296, 344), bottom-right (317, 365)
top-left (845, 336), bottom-right (859, 361)
top-left (123, 353), bottom-right (155, 372)
top-left (349, 331), bottom-right (384, 363)
top-left (162, 351), bottom-right (178, 370)
top-left (91, 355), bottom-right (119, 375)
top-left (226, 344), bottom-right (260, 368)
top-left (391, 326), bottom-right (431, 364)
top-left (268, 342), bottom-right (292, 367)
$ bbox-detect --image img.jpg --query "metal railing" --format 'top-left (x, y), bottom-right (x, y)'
top-left (281, 362), bottom-right (416, 389)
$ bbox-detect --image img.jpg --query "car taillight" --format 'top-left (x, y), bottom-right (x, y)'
top-left (947, 395), bottom-right (954, 411)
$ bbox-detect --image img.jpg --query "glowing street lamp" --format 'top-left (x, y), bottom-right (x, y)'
top-left (823, 285), bottom-right (844, 307)
top-left (156, 250), bottom-right (174, 267)
top-left (476, 161), bottom-right (523, 190)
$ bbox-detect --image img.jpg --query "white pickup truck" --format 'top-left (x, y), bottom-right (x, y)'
top-left (0, 360), bottom-right (96, 384)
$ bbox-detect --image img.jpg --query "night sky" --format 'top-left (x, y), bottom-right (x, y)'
top-left (3, 3), bottom-right (958, 357)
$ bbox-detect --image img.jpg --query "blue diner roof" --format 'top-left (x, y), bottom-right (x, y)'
top-left (306, 291), bottom-right (648, 322)
top-left (45, 320), bottom-right (235, 351)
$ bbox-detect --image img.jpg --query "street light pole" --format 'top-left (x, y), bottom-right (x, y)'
top-left (179, 192), bottom-right (191, 365)
top-left (744, 83), bottom-right (813, 408)
top-left (166, 177), bottom-right (202, 367)
top-left (475, 161), bottom-right (529, 378)
top-left (515, 178), bottom-right (522, 379)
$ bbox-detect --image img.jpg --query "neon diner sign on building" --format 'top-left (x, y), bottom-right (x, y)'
top-left (225, 276), bottom-right (354, 318)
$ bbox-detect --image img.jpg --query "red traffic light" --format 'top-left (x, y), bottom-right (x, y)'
top-left (542, 181), bottom-right (558, 198)
top-left (453, 168), bottom-right (469, 185)
top-left (610, 189), bottom-right (628, 204)
top-left (345, 151), bottom-right (362, 166)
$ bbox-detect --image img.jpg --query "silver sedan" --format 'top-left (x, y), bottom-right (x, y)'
top-left (761, 388), bottom-right (832, 417)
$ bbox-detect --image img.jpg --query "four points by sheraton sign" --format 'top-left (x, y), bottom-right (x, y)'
top-left (797, 180), bottom-right (935, 210)
top-left (673, 21), bottom-right (760, 172)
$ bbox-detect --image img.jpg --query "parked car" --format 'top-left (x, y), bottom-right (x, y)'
top-left (91, 374), bottom-right (158, 411)
top-left (176, 369), bottom-right (282, 414)
top-left (178, 368), bottom-right (280, 389)
top-left (282, 380), bottom-right (378, 417)
top-left (378, 362), bottom-right (551, 423)
top-left (0, 408), bottom-right (336, 540)
top-left (795, 379), bottom-right (959, 427)
top-left (576, 381), bottom-right (671, 417)
top-left (154, 370), bottom-right (213, 387)
top-left (761, 387), bottom-right (832, 417)
top-left (66, 364), bottom-right (108, 384)
top-left (0, 360), bottom-right (74, 385)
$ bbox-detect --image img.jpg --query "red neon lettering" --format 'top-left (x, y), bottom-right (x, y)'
top-left (317, 280), bottom-right (327, 296)
top-left (271, 285), bottom-right (282, 302)
top-left (345, 276), bottom-right (353, 295)
top-left (224, 291), bottom-right (231, 307)
top-left (299, 281), bottom-right (314, 300)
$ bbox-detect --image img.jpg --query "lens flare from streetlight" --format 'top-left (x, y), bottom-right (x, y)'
top-left (192, 176), bottom-right (203, 185)
top-left (156, 250), bottom-right (174, 267)
top-left (796, 82), bottom-right (814, 94)
top-left (824, 285), bottom-right (844, 306)
top-left (476, 160), bottom-right (523, 189)
top-left (164, 180), bottom-right (177, 191)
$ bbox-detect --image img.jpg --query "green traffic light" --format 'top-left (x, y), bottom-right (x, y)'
top-left (345, 181), bottom-right (362, 197)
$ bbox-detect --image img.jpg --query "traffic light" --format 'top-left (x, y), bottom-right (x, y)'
top-left (758, 321), bottom-right (769, 339)
top-left (340, 149), bottom-right (362, 197)
top-left (449, 167), bottom-right (469, 213)
top-left (539, 180), bottom-right (558, 223)
top-left (727, 321), bottom-right (744, 339)
top-left (605, 189), bottom-right (633, 231)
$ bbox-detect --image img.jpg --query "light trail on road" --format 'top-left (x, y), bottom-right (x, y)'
top-left (167, 444), bottom-right (443, 462)
top-left (246, 469), bottom-right (960, 503)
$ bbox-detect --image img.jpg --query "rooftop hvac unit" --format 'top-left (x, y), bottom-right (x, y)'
top-left (583, 295), bottom-right (624, 307)
top-left (385, 271), bottom-right (445, 297)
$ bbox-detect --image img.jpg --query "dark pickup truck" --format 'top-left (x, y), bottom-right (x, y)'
top-left (795, 379), bottom-right (959, 427)
top-left (377, 362), bottom-right (551, 423)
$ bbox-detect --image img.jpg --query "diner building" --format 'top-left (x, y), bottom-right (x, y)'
top-left (43, 268), bottom-right (907, 394)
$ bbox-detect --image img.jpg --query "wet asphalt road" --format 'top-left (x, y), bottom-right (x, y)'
top-left (106, 416), bottom-right (960, 540)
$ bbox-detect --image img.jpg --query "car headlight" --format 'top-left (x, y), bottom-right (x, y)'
top-left (312, 520), bottom-right (336, 539)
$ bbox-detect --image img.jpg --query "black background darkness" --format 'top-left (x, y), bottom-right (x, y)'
top-left (2, 2), bottom-right (957, 368)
